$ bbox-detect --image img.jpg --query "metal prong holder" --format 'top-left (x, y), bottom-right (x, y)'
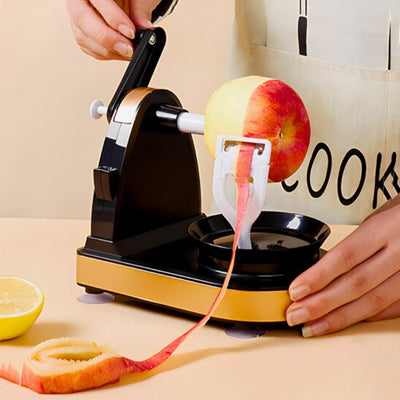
top-left (213, 136), bottom-right (271, 249)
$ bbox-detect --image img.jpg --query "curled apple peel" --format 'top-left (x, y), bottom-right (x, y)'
top-left (18, 338), bottom-right (136, 393)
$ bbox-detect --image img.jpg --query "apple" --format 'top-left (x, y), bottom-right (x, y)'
top-left (204, 76), bottom-right (310, 183)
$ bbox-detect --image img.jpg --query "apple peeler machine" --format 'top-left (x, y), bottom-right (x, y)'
top-left (76, 28), bottom-right (330, 323)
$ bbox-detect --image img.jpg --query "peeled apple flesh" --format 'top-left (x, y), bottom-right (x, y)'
top-left (204, 76), bottom-right (310, 183)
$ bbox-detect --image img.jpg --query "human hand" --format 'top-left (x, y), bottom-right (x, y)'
top-left (286, 194), bottom-right (400, 337)
top-left (65, 0), bottom-right (162, 60)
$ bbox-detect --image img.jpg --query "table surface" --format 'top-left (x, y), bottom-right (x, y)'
top-left (0, 218), bottom-right (398, 399)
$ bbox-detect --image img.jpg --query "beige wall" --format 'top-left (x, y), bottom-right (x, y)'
top-left (0, 0), bottom-right (234, 218)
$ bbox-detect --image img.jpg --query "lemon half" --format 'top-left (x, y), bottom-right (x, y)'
top-left (0, 277), bottom-right (44, 341)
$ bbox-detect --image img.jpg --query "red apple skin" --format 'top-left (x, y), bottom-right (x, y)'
top-left (19, 356), bottom-right (138, 394)
top-left (0, 364), bottom-right (20, 386)
top-left (242, 79), bottom-right (310, 182)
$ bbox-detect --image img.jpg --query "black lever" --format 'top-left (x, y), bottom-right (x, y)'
top-left (106, 27), bottom-right (167, 123)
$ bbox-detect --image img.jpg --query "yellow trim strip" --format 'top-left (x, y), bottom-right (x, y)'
top-left (77, 254), bottom-right (291, 323)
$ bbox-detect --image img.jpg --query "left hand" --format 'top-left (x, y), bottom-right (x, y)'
top-left (285, 194), bottom-right (400, 337)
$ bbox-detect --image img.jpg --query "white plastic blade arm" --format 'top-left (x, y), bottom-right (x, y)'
top-left (212, 135), bottom-right (271, 250)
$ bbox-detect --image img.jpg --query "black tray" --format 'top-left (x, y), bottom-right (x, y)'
top-left (188, 211), bottom-right (330, 278)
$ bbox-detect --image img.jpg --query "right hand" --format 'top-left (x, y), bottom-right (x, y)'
top-left (65, 0), bottom-right (162, 61)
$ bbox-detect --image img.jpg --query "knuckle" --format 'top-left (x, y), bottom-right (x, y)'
top-left (325, 308), bottom-right (352, 332)
top-left (336, 313), bottom-right (352, 331)
top-left (306, 294), bottom-right (332, 319)
top-left (73, 9), bottom-right (89, 29)
top-left (384, 251), bottom-right (400, 272)
top-left (92, 29), bottom-right (109, 48)
top-left (349, 271), bottom-right (369, 295)
top-left (71, 9), bottom-right (114, 50)
top-left (371, 293), bottom-right (387, 312)
top-left (335, 245), bottom-right (356, 271)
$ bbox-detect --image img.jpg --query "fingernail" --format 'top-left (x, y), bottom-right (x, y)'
top-left (289, 284), bottom-right (310, 301)
top-left (118, 24), bottom-right (135, 39)
top-left (302, 320), bottom-right (329, 338)
top-left (286, 307), bottom-right (308, 326)
top-left (113, 42), bottom-right (133, 58)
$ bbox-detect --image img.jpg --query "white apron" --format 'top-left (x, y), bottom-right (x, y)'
top-left (226, 0), bottom-right (400, 224)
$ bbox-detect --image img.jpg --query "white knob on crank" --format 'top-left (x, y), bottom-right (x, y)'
top-left (90, 100), bottom-right (108, 119)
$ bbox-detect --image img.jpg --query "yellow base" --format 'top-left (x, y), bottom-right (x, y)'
top-left (76, 252), bottom-right (291, 323)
